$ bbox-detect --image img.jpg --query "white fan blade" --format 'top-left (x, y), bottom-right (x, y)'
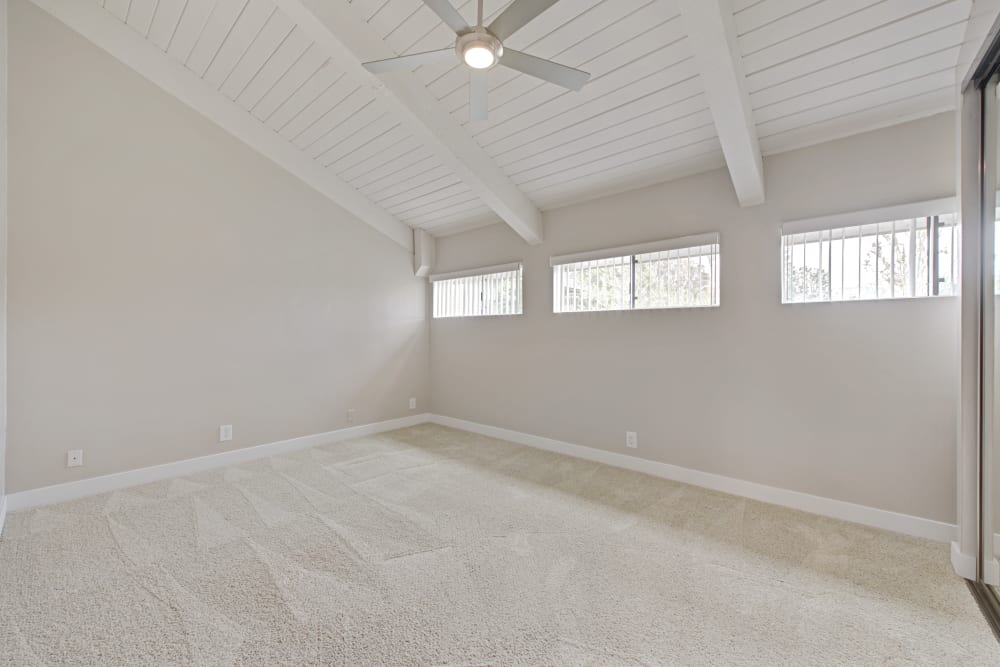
top-left (500, 49), bottom-right (590, 91)
top-left (469, 71), bottom-right (488, 121)
top-left (422, 0), bottom-right (468, 33)
top-left (488, 0), bottom-right (560, 41)
top-left (363, 48), bottom-right (455, 74)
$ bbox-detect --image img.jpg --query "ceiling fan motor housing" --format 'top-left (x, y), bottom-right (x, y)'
top-left (456, 30), bottom-right (503, 69)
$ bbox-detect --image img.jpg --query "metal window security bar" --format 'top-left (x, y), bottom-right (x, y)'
top-left (430, 263), bottom-right (523, 318)
top-left (780, 199), bottom-right (959, 304)
top-left (550, 233), bottom-right (721, 313)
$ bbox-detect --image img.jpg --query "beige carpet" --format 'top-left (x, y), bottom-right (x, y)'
top-left (0, 423), bottom-right (996, 665)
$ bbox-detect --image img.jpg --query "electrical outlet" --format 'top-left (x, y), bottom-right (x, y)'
top-left (409, 397), bottom-right (417, 410)
top-left (347, 408), bottom-right (356, 424)
top-left (626, 431), bottom-right (638, 449)
top-left (219, 425), bottom-right (233, 442)
top-left (67, 449), bottom-right (83, 467)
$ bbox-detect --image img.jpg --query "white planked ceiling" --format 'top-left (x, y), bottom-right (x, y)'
top-left (91, 0), bottom-right (974, 238)
top-left (735, 0), bottom-right (971, 155)
top-left (354, 0), bottom-right (722, 230)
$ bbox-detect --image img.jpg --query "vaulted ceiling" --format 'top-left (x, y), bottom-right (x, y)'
top-left (34, 0), bottom-right (977, 249)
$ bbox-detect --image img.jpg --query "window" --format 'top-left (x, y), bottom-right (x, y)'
top-left (781, 199), bottom-right (959, 303)
top-left (430, 263), bottom-right (522, 318)
top-left (551, 233), bottom-right (720, 313)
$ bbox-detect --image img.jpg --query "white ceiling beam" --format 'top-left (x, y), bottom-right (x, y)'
top-left (677, 0), bottom-right (765, 207)
top-left (274, 0), bottom-right (544, 245)
top-left (27, 0), bottom-right (414, 251)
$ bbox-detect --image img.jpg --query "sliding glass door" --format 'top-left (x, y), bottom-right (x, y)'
top-left (985, 75), bottom-right (999, 599)
top-left (965, 52), bottom-right (1000, 627)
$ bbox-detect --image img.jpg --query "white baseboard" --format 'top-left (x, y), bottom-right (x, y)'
top-left (4, 414), bottom-right (431, 512)
top-left (953, 541), bottom-right (978, 580)
top-left (2, 412), bottom-right (960, 547)
top-left (955, 534), bottom-right (1000, 582)
top-left (429, 414), bottom-right (958, 543)
top-left (0, 495), bottom-right (7, 538)
top-left (989, 533), bottom-right (1000, 585)
top-left (985, 557), bottom-right (1000, 586)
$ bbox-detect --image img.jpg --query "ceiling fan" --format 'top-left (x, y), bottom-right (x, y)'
top-left (362, 0), bottom-right (591, 121)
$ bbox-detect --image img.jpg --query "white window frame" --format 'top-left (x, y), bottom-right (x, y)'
top-left (550, 232), bottom-right (721, 313)
top-left (780, 198), bottom-right (959, 304)
top-left (429, 262), bottom-right (523, 319)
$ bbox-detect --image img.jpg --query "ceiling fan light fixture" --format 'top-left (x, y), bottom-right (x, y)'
top-left (361, 1), bottom-right (592, 121)
top-left (464, 45), bottom-right (495, 68)
top-left (457, 32), bottom-right (502, 70)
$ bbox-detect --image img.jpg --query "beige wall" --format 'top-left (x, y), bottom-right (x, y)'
top-left (431, 113), bottom-right (959, 524)
top-left (5, 0), bottom-right (429, 494)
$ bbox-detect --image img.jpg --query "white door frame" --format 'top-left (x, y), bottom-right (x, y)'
top-left (956, 74), bottom-right (1000, 583)
top-left (955, 82), bottom-right (984, 580)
